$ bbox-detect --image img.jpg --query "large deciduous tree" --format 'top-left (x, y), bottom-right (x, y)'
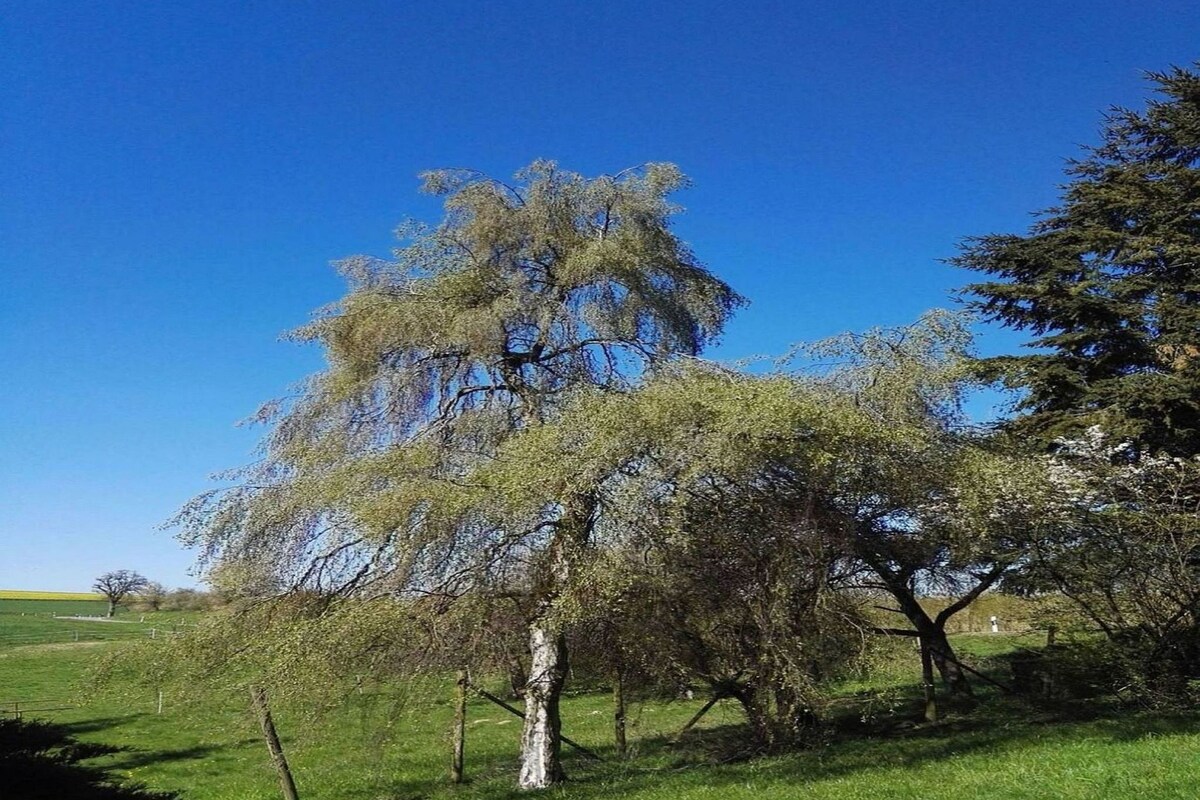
top-left (93, 570), bottom-right (149, 618)
top-left (494, 312), bottom-right (1024, 717)
top-left (954, 65), bottom-right (1200, 455)
top-left (174, 161), bottom-right (741, 789)
top-left (789, 311), bottom-right (1036, 697)
top-left (486, 363), bottom-right (878, 748)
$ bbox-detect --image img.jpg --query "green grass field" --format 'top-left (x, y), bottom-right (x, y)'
top-left (1, 598), bottom-right (1197, 799)
top-left (0, 597), bottom-right (110, 616)
top-left (0, 596), bottom-right (180, 650)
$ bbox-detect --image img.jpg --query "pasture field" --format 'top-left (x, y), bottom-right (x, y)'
top-left (0, 596), bottom-right (182, 649)
top-left (0, 594), bottom-right (110, 617)
top-left (0, 609), bottom-right (1197, 800)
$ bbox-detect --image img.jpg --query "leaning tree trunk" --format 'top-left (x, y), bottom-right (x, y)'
top-left (729, 683), bottom-right (773, 749)
top-left (518, 618), bottom-right (568, 789)
top-left (106, 598), bottom-right (116, 618)
top-left (884, 577), bottom-right (974, 696)
top-left (858, 549), bottom-right (1005, 698)
top-left (920, 623), bottom-right (972, 697)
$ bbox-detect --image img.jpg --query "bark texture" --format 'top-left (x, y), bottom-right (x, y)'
top-left (867, 553), bottom-right (975, 696)
top-left (921, 623), bottom-right (971, 696)
top-left (518, 622), bottom-right (568, 789)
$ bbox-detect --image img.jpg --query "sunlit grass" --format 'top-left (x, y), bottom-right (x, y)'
top-left (1, 623), bottom-right (1197, 800)
top-left (0, 597), bottom-right (111, 619)
top-left (0, 600), bottom-right (169, 649)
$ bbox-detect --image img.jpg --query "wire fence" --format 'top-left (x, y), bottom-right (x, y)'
top-left (0, 626), bottom-right (185, 649)
top-left (0, 699), bottom-right (76, 719)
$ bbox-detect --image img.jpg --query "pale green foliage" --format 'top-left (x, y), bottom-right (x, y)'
top-left (477, 367), bottom-right (884, 742)
top-left (475, 313), bottom-right (996, 604)
top-left (169, 162), bottom-right (1035, 732)
top-left (93, 594), bottom-right (510, 712)
top-left (785, 308), bottom-right (973, 426)
top-left (294, 160), bottom-right (739, 421)
top-left (924, 446), bottom-right (1056, 558)
top-left (457, 321), bottom-right (999, 737)
top-left (778, 312), bottom-right (1031, 599)
top-left (173, 161), bottom-right (741, 600)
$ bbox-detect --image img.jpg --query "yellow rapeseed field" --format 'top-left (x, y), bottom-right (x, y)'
top-left (0, 590), bottom-right (104, 601)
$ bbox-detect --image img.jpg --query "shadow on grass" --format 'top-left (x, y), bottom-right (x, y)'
top-left (372, 691), bottom-right (1200, 800)
top-left (0, 717), bottom-right (178, 799)
top-left (62, 715), bottom-right (146, 735)
top-left (102, 742), bottom-right (227, 771)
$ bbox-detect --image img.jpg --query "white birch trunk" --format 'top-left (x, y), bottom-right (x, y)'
top-left (518, 494), bottom-right (591, 790)
top-left (518, 619), bottom-right (568, 789)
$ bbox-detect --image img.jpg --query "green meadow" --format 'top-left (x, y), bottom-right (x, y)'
top-left (0, 598), bottom-right (179, 651)
top-left (1, 597), bottom-right (1197, 799)
top-left (0, 597), bottom-right (109, 616)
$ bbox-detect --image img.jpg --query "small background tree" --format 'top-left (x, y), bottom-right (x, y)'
top-left (93, 570), bottom-right (149, 618)
top-left (132, 582), bottom-right (168, 613)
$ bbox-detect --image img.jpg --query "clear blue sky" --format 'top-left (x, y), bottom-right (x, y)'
top-left (2, 1), bottom-right (1197, 591)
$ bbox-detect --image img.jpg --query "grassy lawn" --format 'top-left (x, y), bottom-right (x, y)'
top-left (0, 597), bottom-right (110, 616)
top-left (0, 603), bottom-right (173, 649)
top-left (0, 605), bottom-right (1197, 799)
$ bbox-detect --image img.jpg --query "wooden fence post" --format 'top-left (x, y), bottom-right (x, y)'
top-left (920, 640), bottom-right (938, 722)
top-left (451, 669), bottom-right (467, 784)
top-left (612, 667), bottom-right (627, 758)
top-left (673, 693), bottom-right (724, 742)
top-left (250, 686), bottom-right (300, 800)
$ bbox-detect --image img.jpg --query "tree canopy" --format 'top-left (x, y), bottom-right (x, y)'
top-left (955, 65), bottom-right (1200, 454)
top-left (93, 570), bottom-right (149, 618)
top-left (178, 160), bottom-right (741, 599)
top-left (173, 161), bottom-right (743, 788)
top-left (158, 70), bottom-right (1200, 789)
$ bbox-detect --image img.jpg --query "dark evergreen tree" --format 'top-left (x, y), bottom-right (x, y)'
top-left (955, 65), bottom-right (1200, 454)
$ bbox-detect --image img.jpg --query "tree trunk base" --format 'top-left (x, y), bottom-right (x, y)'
top-left (518, 623), bottom-right (568, 790)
